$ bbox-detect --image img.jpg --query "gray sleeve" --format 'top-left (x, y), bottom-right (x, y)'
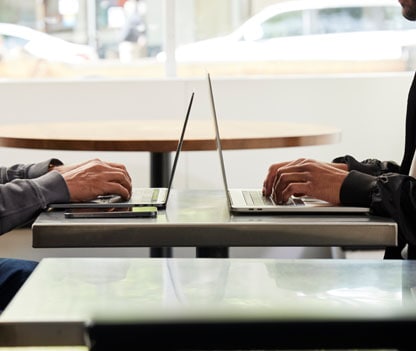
top-left (0, 158), bottom-right (63, 184)
top-left (0, 171), bottom-right (70, 235)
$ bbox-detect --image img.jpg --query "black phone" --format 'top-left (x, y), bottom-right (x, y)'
top-left (64, 206), bottom-right (158, 219)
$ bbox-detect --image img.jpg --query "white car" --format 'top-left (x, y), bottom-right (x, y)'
top-left (0, 22), bottom-right (98, 64)
top-left (158, 0), bottom-right (416, 64)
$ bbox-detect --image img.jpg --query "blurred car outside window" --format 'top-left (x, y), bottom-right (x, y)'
top-left (1, 0), bottom-right (416, 79)
top-left (167, 0), bottom-right (416, 77)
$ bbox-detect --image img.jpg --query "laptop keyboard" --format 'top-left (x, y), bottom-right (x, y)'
top-left (243, 190), bottom-right (272, 206)
top-left (242, 190), bottom-right (304, 206)
top-left (95, 189), bottom-right (160, 204)
top-left (136, 189), bottom-right (160, 203)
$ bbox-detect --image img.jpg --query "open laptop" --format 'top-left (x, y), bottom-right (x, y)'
top-left (49, 92), bottom-right (194, 210)
top-left (207, 73), bottom-right (369, 214)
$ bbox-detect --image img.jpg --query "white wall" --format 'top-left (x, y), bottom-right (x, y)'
top-left (0, 72), bottom-right (412, 259)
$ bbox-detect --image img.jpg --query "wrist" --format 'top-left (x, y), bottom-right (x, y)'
top-left (48, 158), bottom-right (64, 172)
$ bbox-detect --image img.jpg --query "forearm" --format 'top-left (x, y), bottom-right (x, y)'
top-left (0, 171), bottom-right (69, 234)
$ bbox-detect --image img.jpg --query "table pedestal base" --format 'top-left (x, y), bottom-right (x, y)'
top-left (196, 247), bottom-right (229, 258)
top-left (150, 152), bottom-right (172, 258)
top-left (150, 247), bottom-right (173, 258)
top-left (150, 152), bottom-right (171, 188)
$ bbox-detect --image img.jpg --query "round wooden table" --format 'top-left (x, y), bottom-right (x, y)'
top-left (0, 119), bottom-right (340, 186)
top-left (0, 119), bottom-right (340, 258)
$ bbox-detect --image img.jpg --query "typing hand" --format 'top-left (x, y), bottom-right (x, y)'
top-left (264, 158), bottom-right (348, 205)
top-left (56, 159), bottom-right (132, 202)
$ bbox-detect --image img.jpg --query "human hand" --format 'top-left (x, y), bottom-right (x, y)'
top-left (262, 158), bottom-right (348, 205)
top-left (54, 159), bottom-right (132, 202)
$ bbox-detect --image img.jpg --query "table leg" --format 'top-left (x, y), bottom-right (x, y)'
top-left (196, 247), bottom-right (229, 258)
top-left (150, 247), bottom-right (173, 258)
top-left (150, 152), bottom-right (171, 188)
top-left (150, 152), bottom-right (173, 258)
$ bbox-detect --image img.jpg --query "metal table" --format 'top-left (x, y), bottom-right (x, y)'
top-left (32, 189), bottom-right (397, 258)
top-left (1, 257), bottom-right (415, 349)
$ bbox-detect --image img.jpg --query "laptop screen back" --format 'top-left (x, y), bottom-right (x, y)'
top-left (164, 91), bottom-right (194, 203)
top-left (207, 74), bottom-right (233, 207)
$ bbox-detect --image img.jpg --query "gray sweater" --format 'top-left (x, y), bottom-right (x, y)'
top-left (0, 159), bottom-right (69, 234)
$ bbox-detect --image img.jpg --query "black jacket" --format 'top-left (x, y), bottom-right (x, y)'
top-left (334, 72), bottom-right (416, 259)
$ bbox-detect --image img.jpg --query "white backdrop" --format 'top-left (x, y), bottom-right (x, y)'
top-left (0, 72), bottom-right (411, 259)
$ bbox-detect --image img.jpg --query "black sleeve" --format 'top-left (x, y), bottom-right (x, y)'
top-left (333, 154), bottom-right (400, 176)
top-left (340, 170), bottom-right (416, 245)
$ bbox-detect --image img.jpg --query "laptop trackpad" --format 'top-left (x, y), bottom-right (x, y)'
top-left (92, 195), bottom-right (123, 204)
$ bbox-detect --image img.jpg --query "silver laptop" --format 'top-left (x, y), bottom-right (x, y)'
top-left (207, 73), bottom-right (369, 214)
top-left (49, 92), bottom-right (194, 210)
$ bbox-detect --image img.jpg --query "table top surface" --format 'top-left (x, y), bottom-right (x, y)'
top-left (0, 120), bottom-right (340, 152)
top-left (2, 257), bottom-right (416, 349)
top-left (33, 189), bottom-right (397, 249)
top-left (3, 257), bottom-right (413, 321)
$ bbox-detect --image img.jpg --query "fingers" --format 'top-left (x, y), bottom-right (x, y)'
top-left (85, 160), bottom-right (132, 188)
top-left (100, 179), bottom-right (132, 200)
top-left (95, 163), bottom-right (133, 199)
top-left (262, 161), bottom-right (290, 196)
top-left (105, 161), bottom-right (132, 182)
top-left (94, 169), bottom-right (132, 198)
top-left (263, 159), bottom-right (309, 196)
top-left (272, 171), bottom-right (311, 204)
top-left (262, 167), bottom-right (276, 196)
top-left (266, 159), bottom-right (347, 205)
top-left (273, 160), bottom-right (317, 200)
top-left (62, 159), bottom-right (133, 202)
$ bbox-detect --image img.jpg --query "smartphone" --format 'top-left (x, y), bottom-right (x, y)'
top-left (64, 206), bottom-right (158, 219)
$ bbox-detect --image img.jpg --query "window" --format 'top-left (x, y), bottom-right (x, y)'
top-left (315, 5), bottom-right (416, 34)
top-left (259, 10), bottom-right (305, 39)
top-left (2, 34), bottom-right (29, 50)
top-left (315, 7), bottom-right (364, 34)
top-left (0, 0), bottom-right (416, 79)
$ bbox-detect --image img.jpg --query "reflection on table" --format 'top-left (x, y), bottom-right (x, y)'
top-left (1, 257), bottom-right (416, 349)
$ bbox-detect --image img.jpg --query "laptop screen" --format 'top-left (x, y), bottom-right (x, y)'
top-left (164, 91), bottom-right (194, 203)
top-left (207, 73), bottom-right (233, 207)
